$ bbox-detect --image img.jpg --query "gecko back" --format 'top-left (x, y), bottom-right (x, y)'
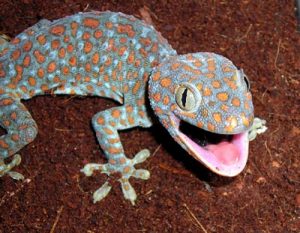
top-left (0, 11), bottom-right (176, 101)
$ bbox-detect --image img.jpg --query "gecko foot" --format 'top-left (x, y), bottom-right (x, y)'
top-left (81, 149), bottom-right (151, 205)
top-left (248, 117), bottom-right (267, 141)
top-left (0, 154), bottom-right (24, 180)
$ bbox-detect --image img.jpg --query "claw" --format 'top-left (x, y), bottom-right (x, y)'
top-left (93, 181), bottom-right (112, 203)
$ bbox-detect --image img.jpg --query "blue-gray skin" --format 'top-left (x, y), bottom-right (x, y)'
top-left (0, 11), bottom-right (266, 205)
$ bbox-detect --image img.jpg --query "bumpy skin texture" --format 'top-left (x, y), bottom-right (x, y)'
top-left (149, 53), bottom-right (254, 176)
top-left (0, 11), bottom-right (261, 204)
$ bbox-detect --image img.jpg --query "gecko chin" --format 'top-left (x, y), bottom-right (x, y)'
top-left (169, 114), bottom-right (249, 177)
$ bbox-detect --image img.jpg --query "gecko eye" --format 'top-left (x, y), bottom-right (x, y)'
top-left (175, 85), bottom-right (197, 111)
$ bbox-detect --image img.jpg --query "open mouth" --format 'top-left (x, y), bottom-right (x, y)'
top-left (170, 114), bottom-right (249, 177)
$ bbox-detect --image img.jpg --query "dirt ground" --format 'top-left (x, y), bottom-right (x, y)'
top-left (0, 0), bottom-right (299, 232)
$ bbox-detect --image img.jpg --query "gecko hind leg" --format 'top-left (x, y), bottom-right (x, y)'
top-left (81, 105), bottom-right (152, 205)
top-left (0, 94), bottom-right (38, 179)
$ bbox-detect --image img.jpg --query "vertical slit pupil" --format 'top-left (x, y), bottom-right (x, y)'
top-left (182, 88), bottom-right (188, 107)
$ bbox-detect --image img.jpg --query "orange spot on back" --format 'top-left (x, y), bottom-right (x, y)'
top-left (0, 98), bottom-right (13, 106)
top-left (105, 57), bottom-right (111, 66)
top-left (62, 66), bottom-right (69, 75)
top-left (84, 76), bottom-right (91, 82)
top-left (37, 68), bottom-right (44, 78)
top-left (119, 37), bottom-right (127, 43)
top-left (71, 21), bottom-right (78, 36)
top-left (127, 51), bottom-right (135, 64)
top-left (53, 76), bottom-right (60, 83)
top-left (50, 25), bottom-right (65, 35)
top-left (47, 61), bottom-right (56, 73)
top-left (92, 53), bottom-right (99, 64)
top-left (139, 37), bottom-right (152, 46)
top-left (33, 50), bottom-right (45, 63)
top-left (28, 77), bottom-right (36, 86)
top-left (23, 55), bottom-right (31, 67)
top-left (105, 21), bottom-right (113, 29)
top-left (69, 56), bottom-right (77, 66)
top-left (37, 35), bottom-right (46, 45)
top-left (11, 49), bottom-right (21, 60)
top-left (139, 48), bottom-right (147, 57)
top-left (59, 48), bottom-right (66, 58)
top-left (23, 41), bottom-right (33, 52)
top-left (84, 41), bottom-right (93, 53)
top-left (94, 30), bottom-right (103, 38)
top-left (83, 17), bottom-right (100, 28)
top-left (85, 63), bottom-right (91, 72)
top-left (118, 46), bottom-right (127, 56)
top-left (51, 40), bottom-right (60, 49)
top-left (117, 24), bottom-right (135, 37)
top-left (41, 84), bottom-right (49, 91)
top-left (67, 44), bottom-right (74, 53)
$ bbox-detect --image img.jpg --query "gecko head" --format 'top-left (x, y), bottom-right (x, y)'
top-left (148, 52), bottom-right (254, 177)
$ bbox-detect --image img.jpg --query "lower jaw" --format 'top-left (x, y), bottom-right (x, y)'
top-left (179, 131), bottom-right (249, 177)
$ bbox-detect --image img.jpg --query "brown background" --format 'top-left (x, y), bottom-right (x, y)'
top-left (0, 0), bottom-right (299, 232)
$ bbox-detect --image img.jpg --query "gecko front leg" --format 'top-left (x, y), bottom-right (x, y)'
top-left (81, 104), bottom-right (152, 205)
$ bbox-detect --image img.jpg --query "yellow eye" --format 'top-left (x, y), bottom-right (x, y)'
top-left (175, 86), bottom-right (196, 111)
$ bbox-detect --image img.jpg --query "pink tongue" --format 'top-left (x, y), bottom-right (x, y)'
top-left (206, 142), bottom-right (240, 165)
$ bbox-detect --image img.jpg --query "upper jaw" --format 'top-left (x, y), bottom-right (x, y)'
top-left (169, 114), bottom-right (249, 177)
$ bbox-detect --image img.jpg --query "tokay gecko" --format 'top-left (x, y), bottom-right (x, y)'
top-left (0, 11), bottom-right (267, 204)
